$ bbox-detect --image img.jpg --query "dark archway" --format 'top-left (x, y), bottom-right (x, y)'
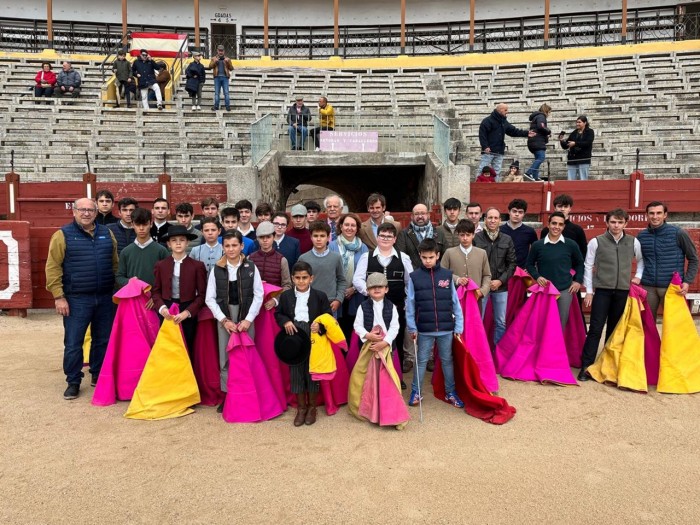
top-left (279, 164), bottom-right (424, 212)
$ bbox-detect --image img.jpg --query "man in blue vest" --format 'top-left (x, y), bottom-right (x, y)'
top-left (637, 201), bottom-right (698, 318)
top-left (46, 198), bottom-right (118, 400)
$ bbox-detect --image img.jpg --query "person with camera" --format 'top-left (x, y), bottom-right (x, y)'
top-left (559, 115), bottom-right (594, 180)
top-left (131, 49), bottom-right (164, 111)
top-left (208, 44), bottom-right (233, 111)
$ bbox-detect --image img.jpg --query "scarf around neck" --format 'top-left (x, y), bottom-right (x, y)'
top-left (338, 235), bottom-right (362, 282)
top-left (411, 222), bottom-right (433, 242)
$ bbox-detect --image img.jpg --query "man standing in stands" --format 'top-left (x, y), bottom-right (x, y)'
top-left (46, 198), bottom-right (118, 400)
top-left (478, 103), bottom-right (533, 177)
top-left (500, 198), bottom-right (538, 269)
top-left (112, 49), bottom-right (134, 108)
top-left (310, 96), bottom-right (335, 150)
top-left (358, 193), bottom-right (400, 251)
top-left (208, 44), bottom-right (233, 111)
top-left (637, 201), bottom-right (699, 318)
top-left (286, 204), bottom-right (313, 254)
top-left (397, 203), bottom-right (446, 269)
top-left (151, 198), bottom-right (171, 244)
top-left (324, 194), bottom-right (344, 242)
top-left (132, 49), bottom-right (164, 111)
top-left (55, 61), bottom-right (81, 98)
top-left (95, 190), bottom-right (118, 225)
top-left (440, 197), bottom-right (462, 249)
top-left (107, 197), bottom-right (138, 255)
top-left (474, 207), bottom-right (516, 343)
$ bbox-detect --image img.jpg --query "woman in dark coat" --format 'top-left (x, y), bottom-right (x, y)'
top-left (525, 103), bottom-right (551, 181)
top-left (185, 52), bottom-right (206, 111)
top-left (560, 115), bottom-right (595, 181)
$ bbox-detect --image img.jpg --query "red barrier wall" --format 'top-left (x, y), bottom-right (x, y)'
top-left (0, 221), bottom-right (32, 311)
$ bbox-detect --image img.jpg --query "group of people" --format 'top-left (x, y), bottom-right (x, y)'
top-left (46, 189), bottom-right (699, 428)
top-left (33, 61), bottom-right (81, 99)
top-left (478, 103), bottom-right (595, 182)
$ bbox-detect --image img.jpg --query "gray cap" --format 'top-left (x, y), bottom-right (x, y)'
top-left (295, 95), bottom-right (304, 101)
top-left (217, 45), bottom-right (225, 51)
top-left (366, 272), bottom-right (388, 289)
top-left (290, 204), bottom-right (307, 217)
top-left (256, 221), bottom-right (275, 237)
top-left (192, 51), bottom-right (202, 57)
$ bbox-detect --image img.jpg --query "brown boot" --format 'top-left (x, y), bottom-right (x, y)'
top-left (305, 392), bottom-right (318, 425)
top-left (294, 393), bottom-right (307, 427)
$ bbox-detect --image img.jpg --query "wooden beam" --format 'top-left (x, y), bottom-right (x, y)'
top-left (469, 0), bottom-right (475, 51)
top-left (47, 0), bottom-right (53, 48)
top-left (400, 0), bottom-right (406, 52)
top-left (334, 0), bottom-right (339, 55)
top-left (544, 0), bottom-right (550, 48)
top-left (194, 0), bottom-right (200, 51)
top-left (263, 0), bottom-right (269, 54)
top-left (621, 0), bottom-right (628, 43)
top-left (122, 0), bottom-right (128, 46)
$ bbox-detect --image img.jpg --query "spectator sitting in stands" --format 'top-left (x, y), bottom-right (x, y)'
top-left (309, 96), bottom-right (335, 150)
top-left (502, 161), bottom-right (524, 183)
top-left (185, 52), bottom-right (206, 111)
top-left (476, 166), bottom-right (498, 183)
top-left (132, 49), bottom-right (164, 111)
top-left (155, 62), bottom-right (170, 106)
top-left (34, 62), bottom-right (56, 98)
top-left (287, 96), bottom-right (311, 151)
top-left (55, 61), bottom-right (81, 98)
top-left (112, 50), bottom-right (135, 108)
top-left (255, 202), bottom-right (274, 223)
top-left (174, 202), bottom-right (204, 254)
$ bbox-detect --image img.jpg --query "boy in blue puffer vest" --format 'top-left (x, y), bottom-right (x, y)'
top-left (406, 238), bottom-right (464, 409)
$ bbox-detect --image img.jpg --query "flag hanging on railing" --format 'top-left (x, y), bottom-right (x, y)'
top-left (130, 33), bottom-right (189, 58)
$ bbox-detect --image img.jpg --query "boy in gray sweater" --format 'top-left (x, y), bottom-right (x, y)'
top-left (298, 221), bottom-right (346, 317)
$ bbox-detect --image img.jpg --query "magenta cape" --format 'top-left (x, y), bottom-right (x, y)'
top-left (496, 282), bottom-right (578, 385)
top-left (636, 285), bottom-right (661, 385)
top-left (222, 331), bottom-right (285, 423)
top-left (564, 296), bottom-right (586, 368)
top-left (346, 332), bottom-right (403, 381)
top-left (316, 341), bottom-right (350, 415)
top-left (432, 336), bottom-right (516, 424)
top-left (505, 267), bottom-right (534, 328)
top-left (92, 278), bottom-right (160, 406)
top-left (358, 351), bottom-right (410, 428)
top-left (254, 282), bottom-right (294, 407)
top-left (458, 282), bottom-right (499, 392)
top-left (193, 307), bottom-right (225, 406)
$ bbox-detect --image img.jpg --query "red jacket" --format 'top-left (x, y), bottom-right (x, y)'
top-left (35, 70), bottom-right (57, 87)
top-left (152, 257), bottom-right (207, 316)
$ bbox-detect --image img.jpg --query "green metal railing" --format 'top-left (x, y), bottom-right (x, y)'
top-left (433, 115), bottom-right (450, 166)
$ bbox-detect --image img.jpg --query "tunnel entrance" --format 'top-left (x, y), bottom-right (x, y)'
top-left (280, 163), bottom-right (425, 212)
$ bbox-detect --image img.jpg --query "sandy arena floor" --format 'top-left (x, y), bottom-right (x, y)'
top-left (1, 311), bottom-right (699, 524)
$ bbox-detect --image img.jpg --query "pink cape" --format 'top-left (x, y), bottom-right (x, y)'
top-left (496, 282), bottom-right (578, 385)
top-left (358, 350), bottom-right (410, 427)
top-left (346, 332), bottom-right (403, 381)
top-left (92, 278), bottom-right (160, 406)
top-left (564, 296), bottom-right (587, 368)
top-left (506, 267), bottom-right (534, 327)
top-left (316, 342), bottom-right (350, 415)
top-left (192, 307), bottom-right (225, 406)
top-left (632, 284), bottom-right (661, 385)
top-left (222, 331), bottom-right (285, 423)
top-left (254, 282), bottom-right (294, 407)
top-left (458, 282), bottom-right (499, 392)
top-left (432, 336), bottom-right (516, 424)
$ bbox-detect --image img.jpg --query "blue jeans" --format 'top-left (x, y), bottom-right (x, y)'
top-left (288, 125), bottom-right (308, 149)
top-left (214, 76), bottom-right (230, 109)
top-left (412, 333), bottom-right (455, 394)
top-left (482, 291), bottom-right (508, 343)
top-left (477, 152), bottom-right (504, 180)
top-left (567, 164), bottom-right (590, 181)
top-left (63, 293), bottom-right (114, 385)
top-left (526, 150), bottom-right (546, 180)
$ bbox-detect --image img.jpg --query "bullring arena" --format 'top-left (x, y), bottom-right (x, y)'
top-left (2, 0), bottom-right (700, 523)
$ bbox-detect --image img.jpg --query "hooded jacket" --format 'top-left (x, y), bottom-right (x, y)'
top-left (527, 111), bottom-right (551, 152)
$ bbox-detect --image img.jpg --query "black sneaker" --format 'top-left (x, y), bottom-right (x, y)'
top-left (91, 374), bottom-right (98, 387)
top-left (217, 402), bottom-right (225, 413)
top-left (400, 380), bottom-right (407, 391)
top-left (225, 106), bottom-right (231, 111)
top-left (64, 384), bottom-right (80, 400)
top-left (212, 107), bottom-right (219, 111)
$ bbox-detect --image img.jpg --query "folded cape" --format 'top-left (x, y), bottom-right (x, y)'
top-left (222, 331), bottom-right (285, 423)
top-left (93, 278), bottom-right (160, 406)
top-left (496, 282), bottom-right (577, 386)
top-left (657, 273), bottom-right (700, 394)
top-left (433, 335), bottom-right (516, 424)
top-left (124, 303), bottom-right (200, 419)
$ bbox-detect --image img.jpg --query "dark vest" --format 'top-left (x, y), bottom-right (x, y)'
top-left (249, 249), bottom-right (283, 286)
top-left (638, 223), bottom-right (686, 287)
top-left (411, 266), bottom-right (455, 333)
top-left (61, 221), bottom-right (115, 295)
top-left (593, 232), bottom-right (635, 290)
top-left (367, 253), bottom-right (406, 306)
top-left (361, 298), bottom-right (395, 335)
top-left (106, 221), bottom-right (136, 255)
top-left (214, 260), bottom-right (256, 321)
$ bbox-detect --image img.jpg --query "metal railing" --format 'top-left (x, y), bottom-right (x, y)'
top-left (433, 116), bottom-right (450, 166)
top-left (251, 114), bottom-right (275, 165)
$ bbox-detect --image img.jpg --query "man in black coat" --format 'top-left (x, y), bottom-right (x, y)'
top-left (478, 103), bottom-right (533, 180)
top-left (131, 49), bottom-right (165, 111)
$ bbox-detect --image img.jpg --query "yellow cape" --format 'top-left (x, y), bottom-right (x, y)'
top-left (657, 283), bottom-right (700, 394)
top-left (309, 313), bottom-right (346, 375)
top-left (124, 318), bottom-right (200, 419)
top-left (587, 295), bottom-right (648, 392)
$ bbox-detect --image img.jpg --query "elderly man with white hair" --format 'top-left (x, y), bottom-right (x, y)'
top-left (45, 198), bottom-right (118, 400)
top-left (323, 194), bottom-right (344, 242)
